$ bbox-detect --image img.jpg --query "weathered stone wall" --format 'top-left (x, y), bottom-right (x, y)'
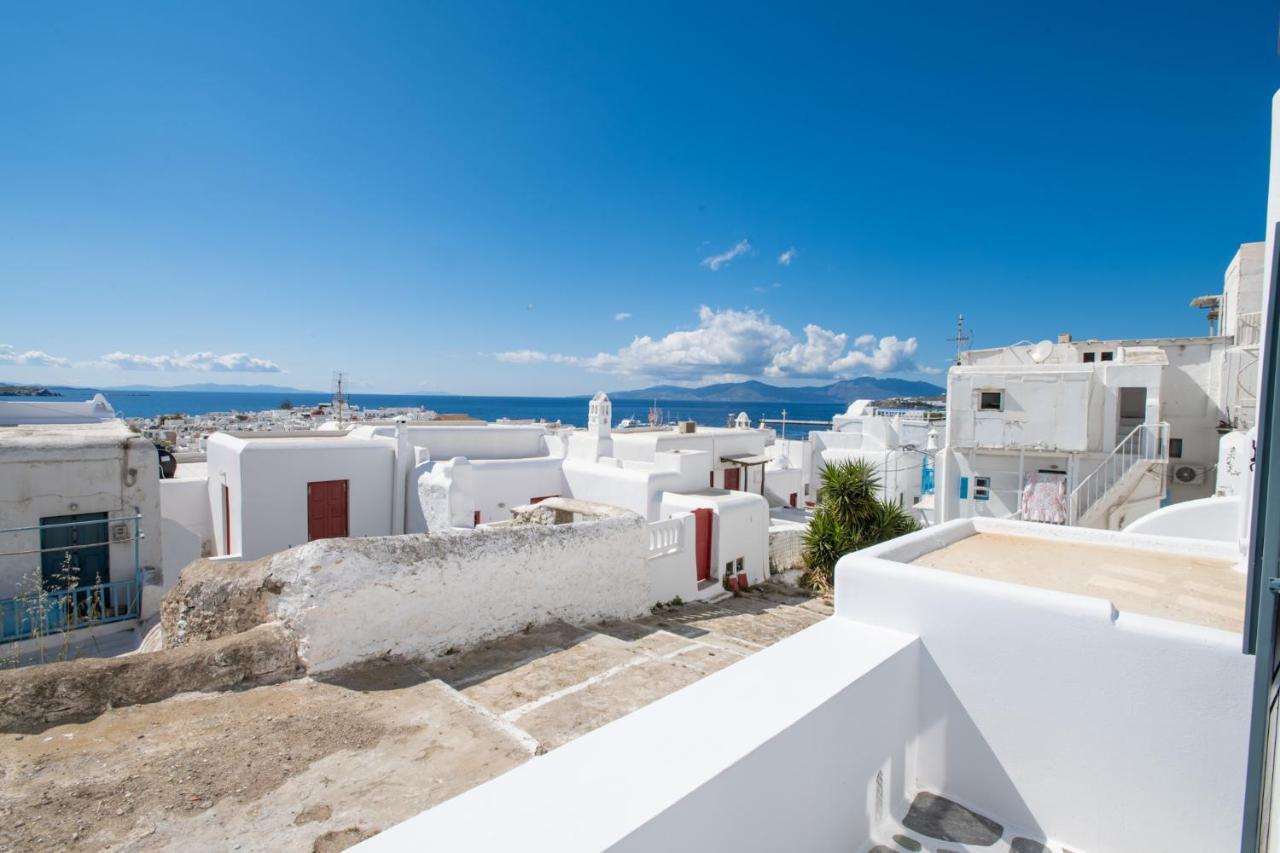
top-left (0, 622), bottom-right (299, 732)
top-left (160, 556), bottom-right (278, 647)
top-left (153, 502), bottom-right (651, 675)
top-left (270, 509), bottom-right (650, 672)
top-left (769, 525), bottom-right (807, 571)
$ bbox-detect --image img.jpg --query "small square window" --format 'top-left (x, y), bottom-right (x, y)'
top-left (1100, 351), bottom-right (1115, 362)
top-left (1169, 438), bottom-right (1183, 459)
top-left (973, 475), bottom-right (992, 500)
top-left (1082, 352), bottom-right (1096, 363)
top-left (979, 391), bottom-right (1003, 411)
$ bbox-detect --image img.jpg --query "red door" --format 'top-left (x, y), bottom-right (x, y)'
top-left (693, 508), bottom-right (713, 582)
top-left (789, 492), bottom-right (798, 508)
top-left (723, 467), bottom-right (740, 491)
top-left (307, 480), bottom-right (349, 541)
top-left (222, 484), bottom-right (232, 555)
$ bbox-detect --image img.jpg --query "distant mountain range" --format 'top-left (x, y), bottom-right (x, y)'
top-left (607, 377), bottom-right (945, 403)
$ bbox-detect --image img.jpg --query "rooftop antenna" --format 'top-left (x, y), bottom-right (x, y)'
top-left (947, 314), bottom-right (972, 365)
top-left (332, 371), bottom-right (348, 427)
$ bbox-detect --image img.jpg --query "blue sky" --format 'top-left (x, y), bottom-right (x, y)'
top-left (2, 1), bottom-right (1277, 395)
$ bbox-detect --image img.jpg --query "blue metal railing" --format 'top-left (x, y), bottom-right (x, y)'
top-left (0, 514), bottom-right (143, 643)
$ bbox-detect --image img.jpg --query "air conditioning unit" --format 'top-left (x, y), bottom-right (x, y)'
top-left (109, 522), bottom-right (132, 543)
top-left (1170, 463), bottom-right (1206, 486)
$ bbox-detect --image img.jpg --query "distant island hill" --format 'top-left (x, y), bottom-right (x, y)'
top-left (0, 384), bottom-right (62, 397)
top-left (1, 376), bottom-right (945, 404)
top-left (604, 377), bottom-right (945, 404)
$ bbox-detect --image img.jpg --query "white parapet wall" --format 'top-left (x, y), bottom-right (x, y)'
top-left (644, 513), bottom-right (719, 603)
top-left (1122, 493), bottom-right (1242, 544)
top-left (838, 518), bottom-right (1253, 853)
top-left (357, 618), bottom-right (922, 853)
top-left (266, 506), bottom-right (652, 672)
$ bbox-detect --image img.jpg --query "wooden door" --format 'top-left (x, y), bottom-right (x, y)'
top-left (693, 508), bottom-right (713, 582)
top-left (222, 484), bottom-right (232, 555)
top-left (39, 512), bottom-right (108, 588)
top-left (723, 467), bottom-right (740, 491)
top-left (307, 480), bottom-right (349, 541)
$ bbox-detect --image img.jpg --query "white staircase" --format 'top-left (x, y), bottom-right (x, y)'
top-left (1069, 422), bottom-right (1170, 527)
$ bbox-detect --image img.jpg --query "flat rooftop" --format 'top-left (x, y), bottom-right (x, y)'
top-left (0, 420), bottom-right (136, 450)
top-left (0, 587), bottom-right (830, 851)
top-left (911, 531), bottom-right (1245, 632)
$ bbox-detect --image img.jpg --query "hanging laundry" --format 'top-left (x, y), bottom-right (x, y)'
top-left (1021, 472), bottom-right (1068, 524)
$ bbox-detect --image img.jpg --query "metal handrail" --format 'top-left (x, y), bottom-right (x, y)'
top-left (0, 512), bottom-right (145, 643)
top-left (1069, 422), bottom-right (1169, 524)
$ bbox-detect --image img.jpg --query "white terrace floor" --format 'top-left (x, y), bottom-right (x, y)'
top-left (911, 531), bottom-right (1246, 632)
top-left (0, 586), bottom-right (830, 852)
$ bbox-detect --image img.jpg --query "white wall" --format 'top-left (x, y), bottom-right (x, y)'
top-left (762, 464), bottom-right (803, 508)
top-left (948, 366), bottom-right (1094, 452)
top-left (1123, 494), bottom-right (1241, 543)
top-left (401, 424), bottom-right (553, 461)
top-left (838, 519), bottom-right (1253, 853)
top-left (467, 457), bottom-right (566, 523)
top-left (267, 511), bottom-right (651, 672)
top-left (158, 476), bottom-right (213, 587)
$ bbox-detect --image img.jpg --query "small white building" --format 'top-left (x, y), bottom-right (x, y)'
top-left (0, 421), bottom-right (163, 642)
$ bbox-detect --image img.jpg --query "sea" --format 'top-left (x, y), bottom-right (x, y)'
top-left (12, 388), bottom-right (852, 439)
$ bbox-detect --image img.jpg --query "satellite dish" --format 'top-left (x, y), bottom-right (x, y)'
top-left (1029, 340), bottom-right (1054, 364)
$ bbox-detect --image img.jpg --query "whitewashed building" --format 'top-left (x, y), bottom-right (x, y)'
top-left (0, 421), bottom-right (163, 645)
top-left (181, 393), bottom-right (800, 605)
top-left (933, 258), bottom-right (1263, 530)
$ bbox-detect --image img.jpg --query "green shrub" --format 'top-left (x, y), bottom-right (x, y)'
top-left (801, 459), bottom-right (920, 591)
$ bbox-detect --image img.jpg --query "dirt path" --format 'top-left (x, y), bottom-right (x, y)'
top-left (0, 588), bottom-right (830, 852)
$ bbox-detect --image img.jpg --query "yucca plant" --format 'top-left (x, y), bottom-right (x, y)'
top-left (801, 459), bottom-right (920, 591)
top-left (861, 498), bottom-right (919, 546)
top-left (817, 459), bottom-right (881, 531)
top-left (801, 504), bottom-right (857, 590)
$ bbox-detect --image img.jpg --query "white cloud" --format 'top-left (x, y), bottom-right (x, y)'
top-left (99, 351), bottom-right (283, 373)
top-left (614, 312), bottom-right (632, 321)
top-left (492, 350), bottom-right (582, 366)
top-left (494, 306), bottom-right (927, 383)
top-left (778, 247), bottom-right (796, 266)
top-left (701, 239), bottom-right (751, 271)
top-left (0, 344), bottom-right (70, 368)
top-left (765, 325), bottom-right (849, 377)
top-left (829, 335), bottom-right (920, 374)
top-left (752, 282), bottom-right (783, 293)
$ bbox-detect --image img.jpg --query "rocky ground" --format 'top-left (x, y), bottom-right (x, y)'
top-left (0, 586), bottom-right (831, 852)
